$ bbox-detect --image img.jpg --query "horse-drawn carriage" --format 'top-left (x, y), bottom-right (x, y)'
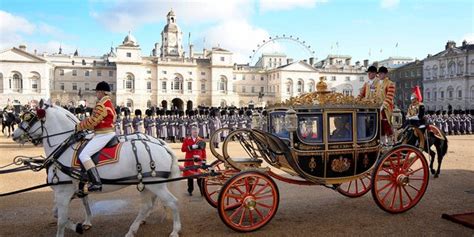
top-left (202, 78), bottom-right (430, 232)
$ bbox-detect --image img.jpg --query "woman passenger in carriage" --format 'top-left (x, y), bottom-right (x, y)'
top-left (331, 116), bottom-right (351, 140)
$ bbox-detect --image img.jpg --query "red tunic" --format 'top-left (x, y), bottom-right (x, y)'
top-left (181, 136), bottom-right (207, 176)
top-left (76, 95), bottom-right (116, 133)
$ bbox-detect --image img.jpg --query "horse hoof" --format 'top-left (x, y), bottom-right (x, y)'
top-left (140, 220), bottom-right (146, 225)
top-left (83, 224), bottom-right (92, 231)
top-left (430, 169), bottom-right (435, 175)
top-left (434, 174), bottom-right (439, 178)
top-left (76, 223), bottom-right (84, 234)
top-left (169, 232), bottom-right (179, 237)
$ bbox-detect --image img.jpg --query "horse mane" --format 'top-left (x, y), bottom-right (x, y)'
top-left (50, 105), bottom-right (80, 123)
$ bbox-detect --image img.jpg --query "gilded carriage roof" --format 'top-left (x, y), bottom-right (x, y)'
top-left (269, 77), bottom-right (381, 109)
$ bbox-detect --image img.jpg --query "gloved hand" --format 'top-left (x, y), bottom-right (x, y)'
top-left (197, 141), bottom-right (206, 150)
top-left (191, 144), bottom-right (199, 149)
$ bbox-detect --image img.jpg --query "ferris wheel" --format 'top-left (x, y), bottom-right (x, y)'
top-left (249, 34), bottom-right (316, 64)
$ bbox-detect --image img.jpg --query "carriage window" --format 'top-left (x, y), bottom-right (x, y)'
top-left (297, 115), bottom-right (323, 143)
top-left (269, 112), bottom-right (289, 139)
top-left (357, 113), bottom-right (376, 141)
top-left (328, 114), bottom-right (353, 142)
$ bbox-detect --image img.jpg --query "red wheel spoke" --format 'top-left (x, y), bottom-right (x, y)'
top-left (355, 179), bottom-right (359, 194)
top-left (390, 184), bottom-right (398, 209)
top-left (253, 183), bottom-right (270, 196)
top-left (226, 193), bottom-right (244, 200)
top-left (257, 202), bottom-right (273, 209)
top-left (361, 178), bottom-right (368, 190)
top-left (381, 183), bottom-right (395, 203)
top-left (209, 190), bottom-right (218, 196)
top-left (238, 208), bottom-right (247, 226)
top-left (255, 194), bottom-right (274, 200)
top-left (404, 155), bottom-right (419, 171)
top-left (229, 206), bottom-right (243, 220)
top-left (407, 183), bottom-right (420, 192)
top-left (346, 180), bottom-right (353, 192)
top-left (225, 202), bottom-right (243, 210)
top-left (398, 186), bottom-right (404, 210)
top-left (409, 176), bottom-right (425, 181)
top-left (249, 177), bottom-right (260, 194)
top-left (248, 209), bottom-right (255, 226)
top-left (377, 180), bottom-right (393, 193)
top-left (402, 186), bottom-right (413, 202)
top-left (405, 167), bottom-right (423, 176)
top-left (377, 175), bottom-right (392, 181)
top-left (254, 207), bottom-right (264, 220)
top-left (382, 168), bottom-right (394, 175)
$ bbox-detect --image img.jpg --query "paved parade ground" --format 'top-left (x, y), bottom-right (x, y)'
top-left (1, 135), bottom-right (473, 237)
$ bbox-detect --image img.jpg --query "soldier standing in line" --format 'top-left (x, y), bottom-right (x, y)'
top-left (453, 112), bottom-right (460, 135)
top-left (209, 109), bottom-right (221, 148)
top-left (122, 109), bottom-right (133, 135)
top-left (466, 111), bottom-right (472, 134)
top-left (115, 107), bottom-right (122, 135)
top-left (160, 113), bottom-right (169, 140)
top-left (447, 113), bottom-right (454, 135)
top-left (460, 111), bottom-right (466, 135)
top-left (132, 109), bottom-right (143, 133)
top-left (442, 111), bottom-right (449, 134)
top-left (144, 109), bottom-right (155, 137)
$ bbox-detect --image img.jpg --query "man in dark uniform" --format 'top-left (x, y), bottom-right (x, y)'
top-left (406, 86), bottom-right (425, 129)
top-left (132, 109), bottom-right (143, 133)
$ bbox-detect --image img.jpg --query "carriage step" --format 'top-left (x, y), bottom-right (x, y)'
top-left (232, 158), bottom-right (263, 164)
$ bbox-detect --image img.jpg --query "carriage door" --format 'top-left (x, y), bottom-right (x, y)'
top-left (325, 112), bottom-right (356, 178)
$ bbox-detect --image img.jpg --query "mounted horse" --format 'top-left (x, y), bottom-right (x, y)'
top-left (12, 100), bottom-right (182, 237)
top-left (2, 109), bottom-right (18, 137)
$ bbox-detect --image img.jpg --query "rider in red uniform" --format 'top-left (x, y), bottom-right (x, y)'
top-left (76, 81), bottom-right (116, 192)
top-left (181, 126), bottom-right (206, 196)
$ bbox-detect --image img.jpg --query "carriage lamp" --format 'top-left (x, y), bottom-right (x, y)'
top-left (392, 107), bottom-right (403, 129)
top-left (251, 112), bottom-right (260, 129)
top-left (285, 109), bottom-right (298, 132)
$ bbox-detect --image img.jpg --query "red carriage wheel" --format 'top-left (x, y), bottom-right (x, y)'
top-left (202, 160), bottom-right (238, 208)
top-left (337, 172), bottom-right (372, 198)
top-left (218, 171), bottom-right (279, 232)
top-left (371, 145), bottom-right (429, 214)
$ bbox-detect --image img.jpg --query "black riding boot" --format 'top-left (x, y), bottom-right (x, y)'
top-left (86, 167), bottom-right (102, 192)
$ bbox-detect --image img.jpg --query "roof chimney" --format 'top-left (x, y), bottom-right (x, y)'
top-left (363, 59), bottom-right (369, 67)
top-left (462, 40), bottom-right (467, 47)
top-left (309, 57), bottom-right (314, 66)
top-left (445, 41), bottom-right (456, 50)
top-left (19, 45), bottom-right (27, 51)
top-left (189, 44), bottom-right (194, 58)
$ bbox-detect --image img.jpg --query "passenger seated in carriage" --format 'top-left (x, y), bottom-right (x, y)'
top-left (330, 116), bottom-right (351, 140)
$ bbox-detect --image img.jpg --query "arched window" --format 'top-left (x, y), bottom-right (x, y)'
top-left (448, 61), bottom-right (455, 76)
top-left (457, 61), bottom-right (464, 75)
top-left (146, 80), bottom-right (151, 93)
top-left (307, 80), bottom-right (315, 92)
top-left (173, 76), bottom-right (182, 91)
top-left (286, 79), bottom-right (293, 95)
top-left (432, 65), bottom-right (438, 77)
top-left (342, 84), bottom-right (353, 96)
top-left (124, 73), bottom-right (134, 91)
top-left (10, 72), bottom-right (22, 92)
top-left (126, 99), bottom-right (133, 109)
top-left (447, 86), bottom-right (454, 100)
top-left (30, 72), bottom-right (40, 93)
top-left (425, 66), bottom-right (431, 78)
top-left (297, 80), bottom-right (304, 93)
top-left (219, 76), bottom-right (227, 92)
top-left (457, 87), bottom-right (463, 99)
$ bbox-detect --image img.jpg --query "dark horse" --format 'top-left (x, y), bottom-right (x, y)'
top-left (1, 111), bottom-right (18, 138)
top-left (397, 125), bottom-right (448, 178)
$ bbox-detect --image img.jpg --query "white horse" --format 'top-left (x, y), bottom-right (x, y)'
top-left (12, 101), bottom-right (181, 237)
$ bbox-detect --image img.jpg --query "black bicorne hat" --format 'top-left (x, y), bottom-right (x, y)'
top-left (366, 65), bottom-right (377, 73)
top-left (378, 66), bottom-right (388, 74)
top-left (94, 81), bottom-right (111, 92)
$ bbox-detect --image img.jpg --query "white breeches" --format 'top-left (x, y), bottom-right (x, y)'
top-left (79, 132), bottom-right (116, 163)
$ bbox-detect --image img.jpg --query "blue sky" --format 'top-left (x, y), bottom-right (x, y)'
top-left (0, 0), bottom-right (472, 64)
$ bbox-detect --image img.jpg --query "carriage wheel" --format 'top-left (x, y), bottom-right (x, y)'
top-left (218, 171), bottom-right (279, 232)
top-left (337, 172), bottom-right (372, 198)
top-left (371, 145), bottom-right (429, 214)
top-left (202, 160), bottom-right (238, 208)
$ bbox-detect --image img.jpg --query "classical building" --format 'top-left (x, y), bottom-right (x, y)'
top-left (388, 60), bottom-right (423, 110)
top-left (377, 56), bottom-right (414, 69)
top-left (422, 40), bottom-right (474, 111)
top-left (0, 10), bottom-right (369, 110)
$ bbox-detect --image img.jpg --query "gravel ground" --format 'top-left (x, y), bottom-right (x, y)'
top-left (0, 135), bottom-right (473, 237)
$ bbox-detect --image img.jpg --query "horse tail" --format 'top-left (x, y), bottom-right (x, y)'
top-left (440, 133), bottom-right (448, 158)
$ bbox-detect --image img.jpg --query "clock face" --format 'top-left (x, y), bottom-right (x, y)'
top-left (168, 34), bottom-right (176, 45)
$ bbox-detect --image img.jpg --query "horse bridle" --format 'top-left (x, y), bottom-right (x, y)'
top-left (18, 108), bottom-right (75, 147)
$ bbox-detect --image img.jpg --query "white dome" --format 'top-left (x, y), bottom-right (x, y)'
top-left (122, 31), bottom-right (138, 46)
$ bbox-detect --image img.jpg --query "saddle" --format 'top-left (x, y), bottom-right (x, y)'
top-left (72, 136), bottom-right (122, 168)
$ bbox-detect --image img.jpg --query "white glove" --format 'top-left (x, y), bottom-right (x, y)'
top-left (191, 144), bottom-right (198, 149)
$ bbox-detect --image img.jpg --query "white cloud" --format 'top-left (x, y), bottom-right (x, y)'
top-left (380, 0), bottom-right (400, 9)
top-left (91, 0), bottom-right (253, 32)
top-left (0, 10), bottom-right (35, 35)
top-left (259, 0), bottom-right (327, 12)
top-left (0, 10), bottom-right (78, 54)
top-left (461, 33), bottom-right (474, 43)
top-left (201, 20), bottom-right (282, 63)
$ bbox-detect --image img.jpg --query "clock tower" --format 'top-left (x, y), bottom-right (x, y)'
top-left (161, 10), bottom-right (183, 58)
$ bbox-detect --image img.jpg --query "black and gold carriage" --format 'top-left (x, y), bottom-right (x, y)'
top-left (205, 78), bottom-right (430, 232)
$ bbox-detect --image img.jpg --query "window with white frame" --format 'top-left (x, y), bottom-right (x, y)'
top-left (162, 81), bottom-right (167, 92)
top-left (125, 74), bottom-right (134, 91)
top-left (60, 83), bottom-right (65, 91)
top-left (219, 76), bottom-right (227, 92)
top-left (31, 79), bottom-right (38, 92)
top-left (59, 69), bottom-right (64, 76)
top-left (85, 83), bottom-right (89, 91)
top-left (297, 80), bottom-right (303, 93)
top-left (97, 70), bottom-right (102, 77)
top-left (331, 76), bottom-right (336, 81)
top-left (201, 83), bottom-right (205, 93)
top-left (11, 73), bottom-right (22, 92)
top-left (187, 81), bottom-right (192, 92)
top-left (147, 81), bottom-right (152, 92)
top-left (72, 70), bottom-right (77, 76)
top-left (85, 71), bottom-right (90, 77)
top-left (72, 83), bottom-right (77, 91)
